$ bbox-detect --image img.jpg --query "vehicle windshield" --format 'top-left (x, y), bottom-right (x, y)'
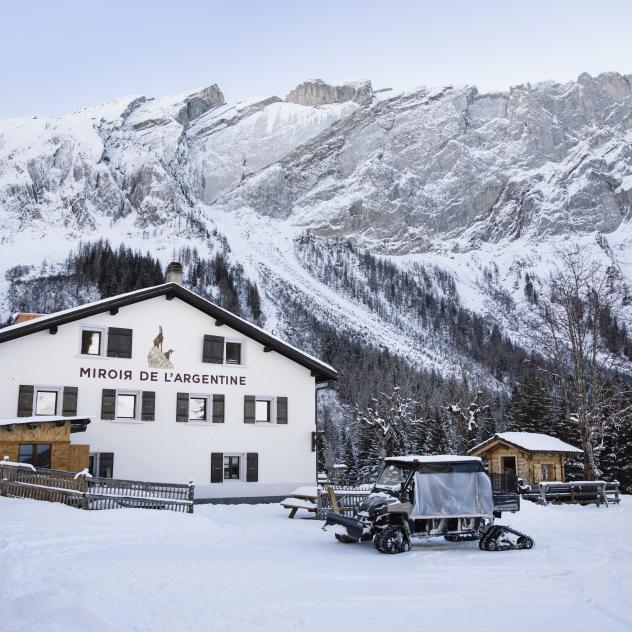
top-left (376, 464), bottom-right (408, 487)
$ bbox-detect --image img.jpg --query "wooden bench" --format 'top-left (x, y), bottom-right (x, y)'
top-left (522, 481), bottom-right (620, 506)
top-left (280, 497), bottom-right (317, 518)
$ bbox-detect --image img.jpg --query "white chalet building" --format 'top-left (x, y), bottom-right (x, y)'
top-left (0, 265), bottom-right (336, 500)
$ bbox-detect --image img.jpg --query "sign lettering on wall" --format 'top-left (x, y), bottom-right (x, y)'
top-left (79, 367), bottom-right (246, 386)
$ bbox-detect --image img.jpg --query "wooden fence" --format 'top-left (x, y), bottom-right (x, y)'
top-left (317, 484), bottom-right (373, 519)
top-left (0, 460), bottom-right (194, 513)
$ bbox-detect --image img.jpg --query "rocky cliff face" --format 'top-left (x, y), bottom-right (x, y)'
top-left (285, 79), bottom-right (373, 106)
top-left (2, 72), bottom-right (632, 254)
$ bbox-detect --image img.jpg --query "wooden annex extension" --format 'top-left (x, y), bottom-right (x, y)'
top-left (468, 432), bottom-right (583, 486)
top-left (0, 416), bottom-right (91, 472)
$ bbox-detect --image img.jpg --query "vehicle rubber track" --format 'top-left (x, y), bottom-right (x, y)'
top-left (479, 525), bottom-right (534, 551)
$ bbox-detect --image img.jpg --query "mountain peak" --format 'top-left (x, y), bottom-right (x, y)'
top-left (176, 84), bottom-right (225, 126)
top-left (285, 79), bottom-right (373, 106)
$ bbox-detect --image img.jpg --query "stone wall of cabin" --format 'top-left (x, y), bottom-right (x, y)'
top-left (0, 421), bottom-right (89, 471)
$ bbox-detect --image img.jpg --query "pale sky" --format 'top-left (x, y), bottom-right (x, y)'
top-left (2, 0), bottom-right (631, 118)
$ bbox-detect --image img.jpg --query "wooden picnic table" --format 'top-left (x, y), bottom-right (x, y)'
top-left (280, 485), bottom-right (373, 518)
top-left (280, 496), bottom-right (317, 518)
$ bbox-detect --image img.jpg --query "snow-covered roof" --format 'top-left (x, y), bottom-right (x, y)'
top-left (0, 282), bottom-right (337, 382)
top-left (0, 415), bottom-right (93, 428)
top-left (469, 432), bottom-right (583, 455)
top-left (385, 455), bottom-right (482, 464)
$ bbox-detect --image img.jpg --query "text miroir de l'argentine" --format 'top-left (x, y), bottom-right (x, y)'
top-left (79, 367), bottom-right (246, 385)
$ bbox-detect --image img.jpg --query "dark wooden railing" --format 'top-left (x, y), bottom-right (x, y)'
top-left (0, 459), bottom-right (194, 513)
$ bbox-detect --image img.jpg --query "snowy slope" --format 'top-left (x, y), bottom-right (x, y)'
top-left (2, 74), bottom-right (632, 383)
top-left (1, 497), bottom-right (631, 632)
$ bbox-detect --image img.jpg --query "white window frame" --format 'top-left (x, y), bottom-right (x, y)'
top-left (255, 396), bottom-right (274, 424)
top-left (79, 325), bottom-right (107, 357)
top-left (115, 390), bottom-right (140, 421)
top-left (33, 386), bottom-right (62, 416)
top-left (189, 394), bottom-right (210, 422)
top-left (223, 338), bottom-right (245, 366)
top-left (222, 452), bottom-right (245, 481)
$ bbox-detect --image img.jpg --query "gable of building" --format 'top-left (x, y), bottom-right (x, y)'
top-left (0, 283), bottom-right (337, 383)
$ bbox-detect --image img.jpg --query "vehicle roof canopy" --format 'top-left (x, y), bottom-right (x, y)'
top-left (383, 455), bottom-right (484, 474)
top-left (384, 455), bottom-right (483, 465)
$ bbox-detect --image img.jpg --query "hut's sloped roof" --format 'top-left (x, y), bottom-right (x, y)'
top-left (469, 432), bottom-right (583, 455)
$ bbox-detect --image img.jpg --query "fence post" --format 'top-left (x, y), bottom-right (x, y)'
top-left (187, 480), bottom-right (195, 514)
top-left (599, 483), bottom-right (608, 507)
top-left (78, 472), bottom-right (90, 510)
top-left (327, 485), bottom-right (341, 514)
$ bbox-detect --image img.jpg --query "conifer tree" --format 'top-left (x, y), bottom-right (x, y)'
top-left (505, 373), bottom-right (556, 434)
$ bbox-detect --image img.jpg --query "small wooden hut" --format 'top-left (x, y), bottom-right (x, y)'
top-left (468, 432), bottom-right (583, 486)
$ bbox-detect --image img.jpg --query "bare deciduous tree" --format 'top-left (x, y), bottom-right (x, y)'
top-left (447, 390), bottom-right (490, 450)
top-left (358, 386), bottom-right (423, 460)
top-left (529, 246), bottom-right (631, 479)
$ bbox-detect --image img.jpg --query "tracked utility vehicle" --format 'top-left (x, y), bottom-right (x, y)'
top-left (324, 455), bottom-right (534, 554)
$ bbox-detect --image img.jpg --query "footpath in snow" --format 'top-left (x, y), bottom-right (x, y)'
top-left (1, 497), bottom-right (631, 632)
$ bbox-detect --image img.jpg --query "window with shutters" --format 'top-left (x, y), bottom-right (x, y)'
top-left (203, 335), bottom-right (245, 365)
top-left (245, 396), bottom-right (287, 424)
top-left (80, 326), bottom-right (105, 356)
top-left (35, 389), bottom-right (60, 416)
top-left (210, 453), bottom-right (257, 482)
top-left (19, 444), bottom-right (52, 468)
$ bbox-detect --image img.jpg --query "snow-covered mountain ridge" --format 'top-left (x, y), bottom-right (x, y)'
top-left (2, 73), bottom-right (632, 388)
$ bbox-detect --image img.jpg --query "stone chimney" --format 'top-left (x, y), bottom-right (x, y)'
top-left (165, 261), bottom-right (183, 284)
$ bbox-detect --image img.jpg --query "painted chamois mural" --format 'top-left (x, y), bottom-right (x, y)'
top-left (147, 325), bottom-right (175, 369)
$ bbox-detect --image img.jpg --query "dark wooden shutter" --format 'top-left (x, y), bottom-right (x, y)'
top-left (202, 335), bottom-right (224, 364)
top-left (244, 395), bottom-right (255, 423)
top-left (211, 452), bottom-right (223, 483)
top-left (141, 391), bottom-right (156, 421)
top-left (107, 327), bottom-right (133, 359)
top-left (212, 394), bottom-right (225, 423)
top-left (246, 453), bottom-right (259, 482)
top-left (176, 392), bottom-right (189, 422)
top-left (62, 387), bottom-right (78, 417)
top-left (276, 397), bottom-right (288, 424)
top-left (101, 389), bottom-right (116, 420)
top-left (17, 385), bottom-right (34, 417)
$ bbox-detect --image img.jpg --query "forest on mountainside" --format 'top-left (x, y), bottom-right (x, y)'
top-left (4, 240), bottom-right (262, 326)
top-left (3, 238), bottom-right (632, 490)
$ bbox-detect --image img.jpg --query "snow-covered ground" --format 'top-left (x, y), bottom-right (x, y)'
top-left (1, 497), bottom-right (630, 632)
